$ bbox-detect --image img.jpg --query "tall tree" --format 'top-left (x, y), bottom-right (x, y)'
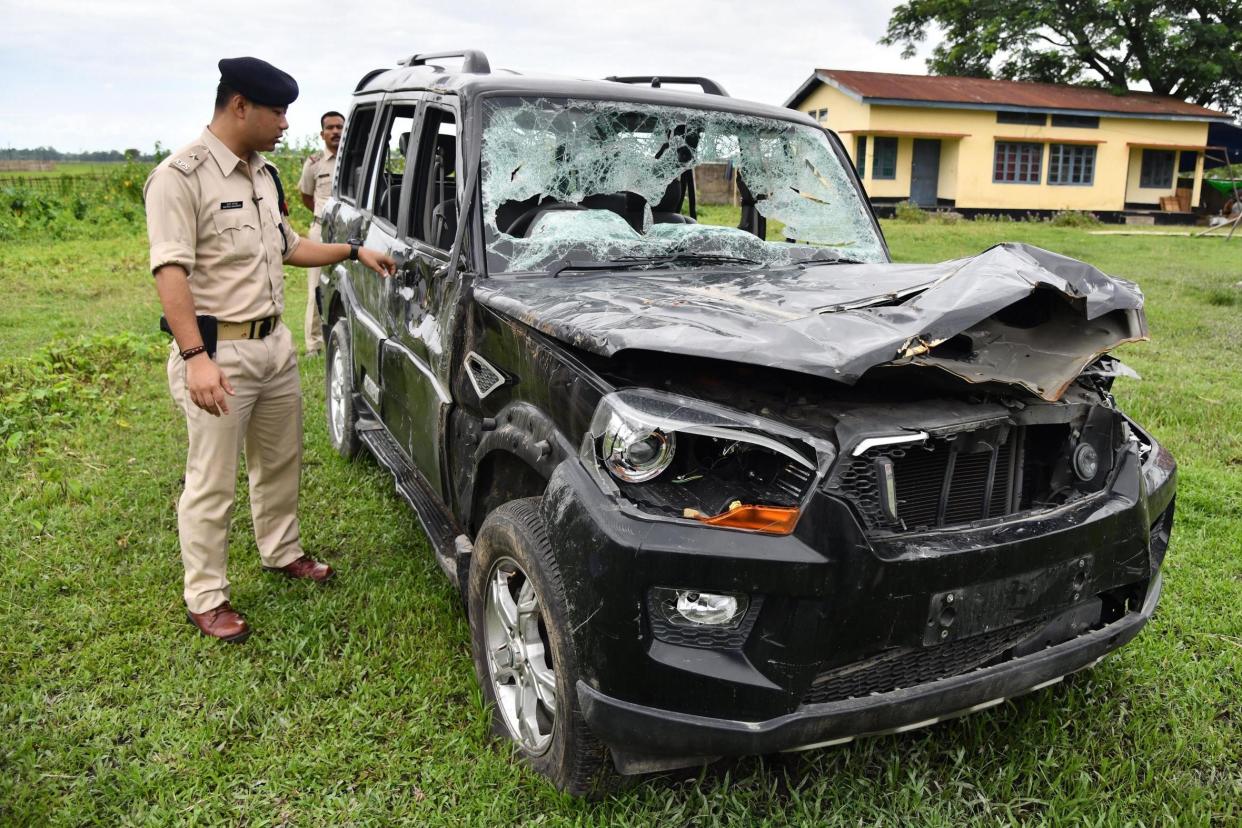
top-left (881, 1), bottom-right (1242, 117)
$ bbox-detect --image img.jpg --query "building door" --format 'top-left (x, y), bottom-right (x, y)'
top-left (911, 139), bottom-right (941, 206)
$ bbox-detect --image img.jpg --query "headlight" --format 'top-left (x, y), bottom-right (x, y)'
top-left (583, 390), bottom-right (834, 534)
top-left (650, 586), bottom-right (749, 627)
top-left (600, 412), bottom-right (676, 483)
top-left (1072, 442), bottom-right (1100, 481)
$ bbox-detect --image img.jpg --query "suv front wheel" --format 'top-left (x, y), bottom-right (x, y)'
top-left (467, 498), bottom-right (615, 796)
top-left (325, 318), bottom-right (361, 460)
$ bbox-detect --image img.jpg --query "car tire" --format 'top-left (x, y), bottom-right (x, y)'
top-left (325, 318), bottom-right (361, 460)
top-left (468, 497), bottom-right (616, 797)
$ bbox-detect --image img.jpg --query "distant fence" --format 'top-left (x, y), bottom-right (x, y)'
top-left (0, 174), bottom-right (114, 194)
top-left (0, 161), bottom-right (56, 172)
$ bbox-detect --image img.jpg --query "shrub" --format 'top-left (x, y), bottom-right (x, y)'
top-left (893, 200), bottom-right (930, 223)
top-left (1049, 210), bottom-right (1102, 228)
top-left (0, 332), bottom-right (164, 460)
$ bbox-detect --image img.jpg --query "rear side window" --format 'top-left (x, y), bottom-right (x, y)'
top-left (336, 105), bottom-right (377, 203)
top-left (408, 108), bottom-right (459, 249)
top-left (368, 104), bottom-right (418, 227)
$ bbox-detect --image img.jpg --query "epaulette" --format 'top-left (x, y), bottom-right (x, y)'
top-left (308, 150), bottom-right (323, 164)
top-left (169, 145), bottom-right (209, 176)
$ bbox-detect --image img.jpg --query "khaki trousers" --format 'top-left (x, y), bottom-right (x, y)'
top-left (305, 221), bottom-right (324, 354)
top-left (167, 323), bottom-right (304, 613)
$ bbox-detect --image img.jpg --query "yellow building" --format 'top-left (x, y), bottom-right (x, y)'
top-left (786, 70), bottom-right (1233, 217)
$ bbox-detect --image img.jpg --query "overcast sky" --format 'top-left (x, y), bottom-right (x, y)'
top-left (0, 0), bottom-right (931, 153)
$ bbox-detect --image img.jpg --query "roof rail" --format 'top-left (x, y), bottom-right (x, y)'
top-left (605, 76), bottom-right (729, 97)
top-left (398, 50), bottom-right (491, 74)
top-left (354, 67), bottom-right (387, 92)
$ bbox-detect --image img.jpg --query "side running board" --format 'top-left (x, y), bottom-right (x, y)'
top-left (357, 421), bottom-right (471, 590)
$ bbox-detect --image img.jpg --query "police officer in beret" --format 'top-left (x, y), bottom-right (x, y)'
top-left (144, 57), bottom-right (396, 643)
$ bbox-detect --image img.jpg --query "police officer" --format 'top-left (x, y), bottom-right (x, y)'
top-left (297, 110), bottom-right (345, 356)
top-left (144, 57), bottom-right (396, 643)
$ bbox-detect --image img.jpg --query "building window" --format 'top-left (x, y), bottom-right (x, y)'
top-left (1051, 113), bottom-right (1099, 129)
top-left (1048, 144), bottom-right (1096, 186)
top-left (855, 136), bottom-right (867, 177)
top-left (872, 137), bottom-right (897, 180)
top-left (1139, 149), bottom-right (1175, 188)
top-left (997, 111), bottom-right (1047, 126)
top-left (813, 108), bottom-right (829, 123)
top-left (993, 141), bottom-right (1043, 184)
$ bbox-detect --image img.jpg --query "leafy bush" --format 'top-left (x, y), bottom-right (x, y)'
top-left (0, 332), bottom-right (164, 460)
top-left (893, 200), bottom-right (931, 223)
top-left (1049, 210), bottom-right (1102, 228)
top-left (0, 149), bottom-right (315, 243)
top-left (0, 158), bottom-right (151, 242)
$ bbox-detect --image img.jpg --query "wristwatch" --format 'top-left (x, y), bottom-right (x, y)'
top-left (347, 238), bottom-right (361, 261)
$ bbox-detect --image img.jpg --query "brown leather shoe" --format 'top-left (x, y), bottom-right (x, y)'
top-left (187, 602), bottom-right (251, 643)
top-left (263, 555), bottom-right (334, 583)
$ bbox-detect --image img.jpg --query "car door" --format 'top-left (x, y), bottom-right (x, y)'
top-left (380, 99), bottom-right (461, 495)
top-left (323, 102), bottom-right (383, 399)
top-left (355, 99), bottom-right (422, 436)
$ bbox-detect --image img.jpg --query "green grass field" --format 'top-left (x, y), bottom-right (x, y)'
top-left (1, 220), bottom-right (1239, 825)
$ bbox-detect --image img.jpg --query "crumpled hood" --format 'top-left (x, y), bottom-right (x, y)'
top-left (473, 243), bottom-right (1147, 401)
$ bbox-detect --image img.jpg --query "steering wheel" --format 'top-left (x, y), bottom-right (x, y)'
top-left (505, 202), bottom-right (586, 238)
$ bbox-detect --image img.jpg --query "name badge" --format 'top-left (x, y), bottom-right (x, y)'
top-left (220, 201), bottom-right (243, 210)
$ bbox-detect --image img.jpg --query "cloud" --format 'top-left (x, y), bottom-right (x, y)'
top-left (0, 0), bottom-right (927, 152)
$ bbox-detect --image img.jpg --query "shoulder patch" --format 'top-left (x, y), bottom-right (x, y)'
top-left (170, 145), bottom-right (208, 176)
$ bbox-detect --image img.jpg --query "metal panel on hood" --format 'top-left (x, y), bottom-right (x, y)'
top-left (473, 242), bottom-right (1146, 401)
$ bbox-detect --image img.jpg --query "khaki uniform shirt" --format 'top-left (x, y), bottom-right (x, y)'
top-left (144, 128), bottom-right (300, 323)
top-left (297, 147), bottom-right (337, 219)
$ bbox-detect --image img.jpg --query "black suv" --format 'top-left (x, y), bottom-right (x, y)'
top-left (317, 51), bottom-right (1176, 795)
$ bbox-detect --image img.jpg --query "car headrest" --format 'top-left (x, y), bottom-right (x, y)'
top-left (655, 178), bottom-right (683, 213)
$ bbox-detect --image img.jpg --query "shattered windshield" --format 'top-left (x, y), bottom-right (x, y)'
top-left (480, 97), bottom-right (887, 274)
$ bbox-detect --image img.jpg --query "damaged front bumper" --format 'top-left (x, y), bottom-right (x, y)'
top-left (579, 574), bottom-right (1160, 767)
top-left (541, 428), bottom-right (1175, 771)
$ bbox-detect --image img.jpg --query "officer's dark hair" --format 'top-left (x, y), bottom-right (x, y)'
top-left (321, 111), bottom-right (345, 128)
top-left (215, 81), bottom-right (243, 111)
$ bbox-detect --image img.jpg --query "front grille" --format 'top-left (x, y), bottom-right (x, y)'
top-left (828, 425), bottom-right (1067, 533)
top-left (800, 619), bottom-right (1044, 706)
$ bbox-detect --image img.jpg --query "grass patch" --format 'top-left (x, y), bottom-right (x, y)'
top-left (0, 224), bottom-right (1239, 825)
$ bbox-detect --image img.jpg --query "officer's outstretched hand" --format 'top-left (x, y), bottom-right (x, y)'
top-left (186, 356), bottom-right (236, 417)
top-left (359, 248), bottom-right (397, 278)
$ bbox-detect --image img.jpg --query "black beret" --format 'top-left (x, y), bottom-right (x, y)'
top-left (218, 57), bottom-right (299, 107)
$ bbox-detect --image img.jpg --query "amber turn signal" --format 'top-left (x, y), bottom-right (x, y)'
top-left (684, 503), bottom-right (801, 534)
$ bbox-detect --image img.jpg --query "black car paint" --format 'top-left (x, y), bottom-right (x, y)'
top-left (319, 62), bottom-right (1176, 772)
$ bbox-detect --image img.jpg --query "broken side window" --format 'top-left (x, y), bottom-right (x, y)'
top-left (479, 97), bottom-right (886, 274)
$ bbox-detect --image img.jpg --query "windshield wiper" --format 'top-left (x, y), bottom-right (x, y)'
top-left (546, 255), bottom-right (677, 277)
top-left (664, 252), bottom-right (761, 266)
top-left (547, 252), bottom-right (760, 277)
